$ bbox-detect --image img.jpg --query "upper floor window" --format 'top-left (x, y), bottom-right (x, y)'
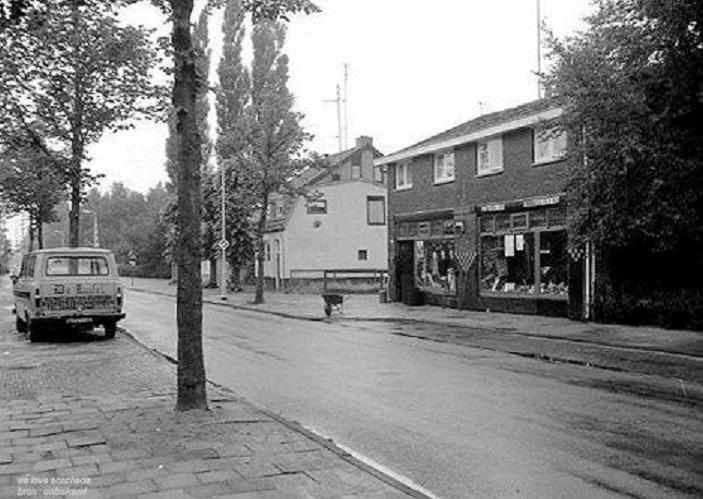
top-left (395, 162), bottom-right (412, 190)
top-left (307, 199), bottom-right (327, 215)
top-left (367, 196), bottom-right (386, 225)
top-left (434, 150), bottom-right (455, 184)
top-left (477, 137), bottom-right (503, 176)
top-left (351, 163), bottom-right (361, 179)
top-left (534, 127), bottom-right (567, 164)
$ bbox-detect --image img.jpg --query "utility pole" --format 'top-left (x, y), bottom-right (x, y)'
top-left (536, 0), bottom-right (542, 99)
top-left (343, 63), bottom-right (349, 150)
top-left (324, 85), bottom-right (343, 152)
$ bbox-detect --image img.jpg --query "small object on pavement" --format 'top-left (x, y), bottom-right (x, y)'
top-left (322, 293), bottom-right (346, 317)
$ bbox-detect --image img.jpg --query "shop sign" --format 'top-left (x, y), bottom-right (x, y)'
top-left (481, 203), bottom-right (505, 213)
top-left (523, 195), bottom-right (560, 208)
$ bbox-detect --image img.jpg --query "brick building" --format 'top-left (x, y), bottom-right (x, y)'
top-left (377, 100), bottom-right (592, 318)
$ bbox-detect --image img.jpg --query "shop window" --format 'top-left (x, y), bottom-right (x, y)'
top-left (511, 213), bottom-right (528, 230)
top-left (534, 126), bottom-right (567, 164)
top-left (358, 249), bottom-right (368, 261)
top-left (367, 196), bottom-right (386, 225)
top-left (480, 215), bottom-right (495, 233)
top-left (480, 233), bottom-right (535, 295)
top-left (307, 199), bottom-right (327, 214)
top-left (395, 162), bottom-right (412, 190)
top-left (434, 150), bottom-right (455, 184)
top-left (530, 209), bottom-right (547, 228)
top-left (547, 205), bottom-right (567, 227)
top-left (265, 243), bottom-right (271, 261)
top-left (477, 137), bottom-right (503, 175)
top-left (414, 240), bottom-right (456, 294)
top-left (539, 231), bottom-right (569, 297)
top-left (495, 213), bottom-right (511, 232)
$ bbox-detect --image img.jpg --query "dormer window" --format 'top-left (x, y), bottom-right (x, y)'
top-left (534, 126), bottom-right (567, 164)
top-left (307, 199), bottom-right (327, 214)
top-left (434, 150), bottom-right (455, 184)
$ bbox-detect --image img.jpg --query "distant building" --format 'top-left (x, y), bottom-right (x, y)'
top-left (262, 136), bottom-right (388, 289)
top-left (377, 100), bottom-right (592, 318)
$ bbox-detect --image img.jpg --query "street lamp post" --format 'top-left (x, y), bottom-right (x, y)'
top-left (219, 164), bottom-right (228, 300)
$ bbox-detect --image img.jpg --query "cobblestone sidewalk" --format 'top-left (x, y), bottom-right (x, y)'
top-left (0, 323), bottom-right (417, 498)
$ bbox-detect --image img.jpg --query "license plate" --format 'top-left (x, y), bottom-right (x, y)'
top-left (66, 318), bottom-right (92, 325)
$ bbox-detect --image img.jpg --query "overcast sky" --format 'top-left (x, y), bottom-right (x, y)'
top-left (88, 0), bottom-right (594, 194)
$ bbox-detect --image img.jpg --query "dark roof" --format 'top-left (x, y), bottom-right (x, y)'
top-left (392, 99), bottom-right (556, 156)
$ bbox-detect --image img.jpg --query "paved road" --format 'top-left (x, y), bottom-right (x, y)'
top-left (123, 290), bottom-right (702, 499)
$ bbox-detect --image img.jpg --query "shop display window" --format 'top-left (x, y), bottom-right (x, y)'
top-left (480, 233), bottom-right (535, 295)
top-left (539, 231), bottom-right (569, 297)
top-left (414, 240), bottom-right (456, 294)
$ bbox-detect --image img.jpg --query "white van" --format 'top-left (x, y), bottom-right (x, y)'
top-left (13, 248), bottom-right (125, 341)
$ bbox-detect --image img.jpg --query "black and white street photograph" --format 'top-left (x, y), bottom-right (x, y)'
top-left (0, 1), bottom-right (701, 498)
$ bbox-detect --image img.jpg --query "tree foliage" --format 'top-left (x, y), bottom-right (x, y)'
top-left (544, 0), bottom-right (703, 253)
top-left (0, 127), bottom-right (67, 249)
top-left (0, 0), bottom-right (165, 246)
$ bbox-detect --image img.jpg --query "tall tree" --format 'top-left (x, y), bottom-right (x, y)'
top-left (0, 0), bottom-right (164, 247)
top-left (161, 0), bottom-right (318, 411)
top-left (246, 20), bottom-right (309, 304)
top-left (216, 0), bottom-right (255, 291)
top-left (544, 0), bottom-right (703, 326)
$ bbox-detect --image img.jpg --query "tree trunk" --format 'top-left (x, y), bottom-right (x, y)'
top-left (68, 180), bottom-right (81, 247)
top-left (209, 256), bottom-right (217, 287)
top-left (37, 221), bottom-right (43, 250)
top-left (172, 0), bottom-right (207, 412)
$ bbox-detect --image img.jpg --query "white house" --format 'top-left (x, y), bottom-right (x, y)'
top-left (262, 137), bottom-right (387, 289)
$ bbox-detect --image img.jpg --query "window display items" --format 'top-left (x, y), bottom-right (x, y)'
top-left (415, 240), bottom-right (456, 293)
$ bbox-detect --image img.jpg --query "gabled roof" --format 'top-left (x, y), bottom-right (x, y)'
top-left (376, 99), bottom-right (562, 166)
top-left (264, 141), bottom-right (383, 233)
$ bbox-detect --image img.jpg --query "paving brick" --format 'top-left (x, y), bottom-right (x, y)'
top-left (139, 489), bottom-right (190, 499)
top-left (185, 482), bottom-right (233, 498)
top-left (29, 425), bottom-right (63, 437)
top-left (230, 458), bottom-right (281, 479)
top-left (88, 473), bottom-right (125, 488)
top-left (0, 462), bottom-right (33, 475)
top-left (72, 453), bottom-right (112, 466)
top-left (106, 478), bottom-right (157, 496)
top-left (125, 466), bottom-right (166, 482)
top-left (153, 472), bottom-right (200, 489)
top-left (196, 469), bottom-right (242, 484)
top-left (165, 459), bottom-right (213, 474)
top-left (56, 464), bottom-right (99, 477)
top-left (34, 458), bottom-right (72, 472)
top-left (226, 477), bottom-right (277, 494)
top-left (0, 454), bottom-right (11, 465)
top-left (100, 460), bottom-right (140, 474)
top-left (66, 433), bottom-right (106, 448)
top-left (111, 449), bottom-right (149, 461)
top-left (34, 441), bottom-right (68, 453)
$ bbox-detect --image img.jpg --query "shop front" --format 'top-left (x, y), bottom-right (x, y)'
top-left (475, 195), bottom-right (570, 317)
top-left (393, 210), bottom-right (458, 306)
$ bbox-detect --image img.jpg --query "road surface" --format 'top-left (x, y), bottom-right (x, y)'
top-left (123, 290), bottom-right (702, 499)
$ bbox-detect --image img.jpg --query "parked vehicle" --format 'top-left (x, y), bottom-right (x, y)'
top-left (13, 248), bottom-right (125, 341)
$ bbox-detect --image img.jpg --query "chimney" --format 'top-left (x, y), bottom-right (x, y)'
top-left (355, 136), bottom-right (373, 148)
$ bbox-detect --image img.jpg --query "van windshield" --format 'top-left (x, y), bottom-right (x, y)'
top-left (46, 256), bottom-right (110, 276)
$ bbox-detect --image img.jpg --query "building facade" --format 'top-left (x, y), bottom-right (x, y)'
top-left (378, 100), bottom-right (591, 318)
top-left (262, 137), bottom-right (388, 288)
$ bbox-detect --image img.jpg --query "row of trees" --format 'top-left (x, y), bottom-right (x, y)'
top-left (1, 0), bottom-right (320, 410)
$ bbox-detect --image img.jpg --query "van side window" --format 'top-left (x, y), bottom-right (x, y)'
top-left (19, 256), bottom-right (28, 278)
top-left (46, 257), bottom-right (110, 276)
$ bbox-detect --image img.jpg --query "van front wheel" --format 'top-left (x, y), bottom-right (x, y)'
top-left (104, 321), bottom-right (117, 339)
top-left (28, 318), bottom-right (43, 343)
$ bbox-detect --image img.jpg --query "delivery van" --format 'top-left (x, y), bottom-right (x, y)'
top-left (13, 248), bottom-right (125, 342)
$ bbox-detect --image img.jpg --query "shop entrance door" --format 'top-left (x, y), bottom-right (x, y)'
top-left (396, 241), bottom-right (420, 305)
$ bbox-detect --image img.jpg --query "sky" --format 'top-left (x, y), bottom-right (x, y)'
top-left (88, 0), bottom-right (594, 194)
